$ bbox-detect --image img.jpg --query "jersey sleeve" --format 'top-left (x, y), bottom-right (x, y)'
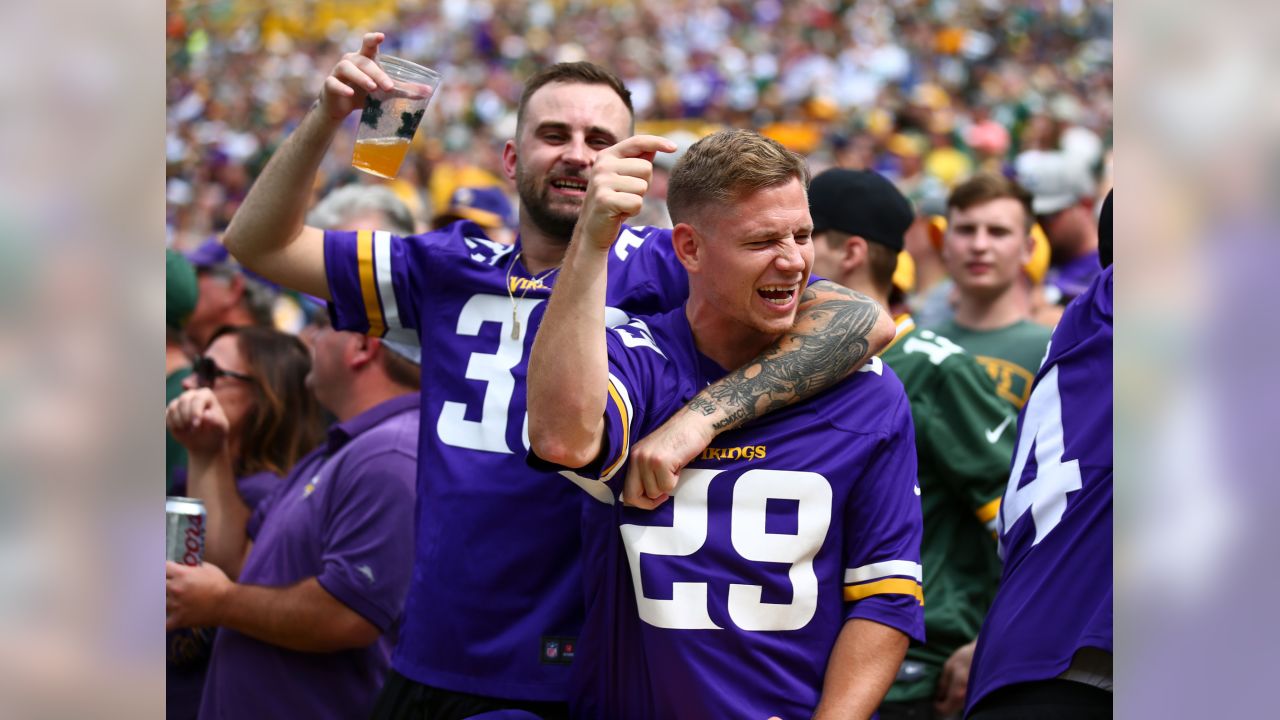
top-left (841, 392), bottom-right (926, 644)
top-left (314, 447), bottom-right (418, 633)
top-left (583, 319), bottom-right (672, 487)
top-left (608, 225), bottom-right (689, 314)
top-left (323, 228), bottom-right (425, 345)
top-left (927, 355), bottom-right (1017, 535)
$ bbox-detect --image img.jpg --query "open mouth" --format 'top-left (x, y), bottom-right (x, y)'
top-left (757, 285), bottom-right (798, 306)
top-left (550, 178), bottom-right (588, 193)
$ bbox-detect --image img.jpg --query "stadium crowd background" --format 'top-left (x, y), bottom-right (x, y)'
top-left (166, 0), bottom-right (1112, 257)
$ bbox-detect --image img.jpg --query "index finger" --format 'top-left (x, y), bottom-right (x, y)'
top-left (610, 134), bottom-right (678, 161)
top-left (360, 32), bottom-right (385, 59)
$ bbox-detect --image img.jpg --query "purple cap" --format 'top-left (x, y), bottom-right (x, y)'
top-left (185, 236), bottom-right (281, 291)
top-left (442, 186), bottom-right (516, 229)
top-left (184, 237), bottom-right (231, 269)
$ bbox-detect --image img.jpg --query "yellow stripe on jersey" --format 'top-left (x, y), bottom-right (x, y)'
top-left (599, 379), bottom-right (631, 480)
top-left (357, 230), bottom-right (386, 337)
top-left (878, 314), bottom-right (916, 356)
top-left (976, 497), bottom-right (1001, 524)
top-left (844, 578), bottom-right (925, 605)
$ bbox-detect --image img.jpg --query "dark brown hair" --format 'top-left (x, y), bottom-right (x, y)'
top-left (209, 325), bottom-right (324, 477)
top-left (667, 130), bottom-right (809, 226)
top-left (516, 62), bottom-right (634, 136)
top-left (818, 228), bottom-right (900, 295)
top-left (947, 172), bottom-right (1035, 231)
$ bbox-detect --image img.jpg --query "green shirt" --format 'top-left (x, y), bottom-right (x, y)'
top-left (166, 366), bottom-right (192, 495)
top-left (881, 317), bottom-right (1017, 702)
top-left (924, 318), bottom-right (1052, 411)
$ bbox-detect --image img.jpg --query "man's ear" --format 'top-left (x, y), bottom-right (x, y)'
top-left (501, 139), bottom-right (519, 182)
top-left (226, 273), bottom-right (247, 302)
top-left (843, 235), bottom-right (869, 274)
top-left (672, 223), bottom-right (701, 274)
top-left (348, 334), bottom-right (378, 371)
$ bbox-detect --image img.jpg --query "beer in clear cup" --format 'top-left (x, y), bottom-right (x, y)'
top-left (352, 56), bottom-right (442, 179)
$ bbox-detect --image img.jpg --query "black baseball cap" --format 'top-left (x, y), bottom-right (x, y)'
top-left (808, 168), bottom-right (914, 251)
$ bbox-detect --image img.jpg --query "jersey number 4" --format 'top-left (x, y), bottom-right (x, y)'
top-left (999, 364), bottom-right (1082, 554)
top-left (621, 468), bottom-right (832, 632)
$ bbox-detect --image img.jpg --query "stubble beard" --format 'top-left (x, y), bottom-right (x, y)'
top-left (516, 164), bottom-right (581, 244)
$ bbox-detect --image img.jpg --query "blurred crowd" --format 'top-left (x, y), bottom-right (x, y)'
top-left (167, 0), bottom-right (1112, 253)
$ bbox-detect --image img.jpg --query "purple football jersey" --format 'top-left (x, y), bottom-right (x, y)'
top-left (324, 221), bottom-right (686, 701)
top-left (565, 308), bottom-right (925, 720)
top-left (966, 266), bottom-right (1113, 713)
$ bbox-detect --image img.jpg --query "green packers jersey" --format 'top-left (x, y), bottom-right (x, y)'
top-left (881, 317), bottom-right (1017, 702)
top-left (925, 318), bottom-right (1053, 411)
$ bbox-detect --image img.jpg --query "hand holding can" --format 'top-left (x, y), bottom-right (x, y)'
top-left (351, 55), bottom-right (441, 179)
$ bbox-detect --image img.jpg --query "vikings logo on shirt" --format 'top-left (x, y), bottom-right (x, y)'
top-left (699, 444), bottom-right (768, 461)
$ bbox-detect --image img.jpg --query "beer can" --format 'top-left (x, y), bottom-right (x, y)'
top-left (166, 496), bottom-right (213, 669)
top-left (166, 496), bottom-right (206, 566)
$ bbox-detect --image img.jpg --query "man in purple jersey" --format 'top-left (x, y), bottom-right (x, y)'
top-left (529, 130), bottom-right (924, 719)
top-left (222, 32), bottom-right (893, 720)
top-left (165, 315), bottom-right (421, 719)
top-left (965, 191), bottom-right (1113, 719)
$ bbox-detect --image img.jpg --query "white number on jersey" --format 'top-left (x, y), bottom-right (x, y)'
top-left (620, 468), bottom-right (834, 631)
top-left (999, 364), bottom-right (1083, 554)
top-left (901, 330), bottom-right (964, 366)
top-left (437, 294), bottom-right (633, 454)
top-left (437, 295), bottom-right (542, 453)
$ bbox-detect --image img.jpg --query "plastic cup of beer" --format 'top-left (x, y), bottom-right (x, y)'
top-left (351, 56), bottom-right (441, 179)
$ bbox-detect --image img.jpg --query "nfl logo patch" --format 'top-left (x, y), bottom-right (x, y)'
top-left (544, 640), bottom-right (559, 660)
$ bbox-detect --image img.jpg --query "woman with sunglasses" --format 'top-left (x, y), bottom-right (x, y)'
top-left (168, 325), bottom-right (325, 510)
top-left (165, 325), bottom-right (324, 720)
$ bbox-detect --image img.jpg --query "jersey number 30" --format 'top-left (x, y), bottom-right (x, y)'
top-left (621, 468), bottom-right (832, 632)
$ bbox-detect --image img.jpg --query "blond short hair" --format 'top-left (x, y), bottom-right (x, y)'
top-left (667, 130), bottom-right (809, 225)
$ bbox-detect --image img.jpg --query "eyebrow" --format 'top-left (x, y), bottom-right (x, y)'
top-left (741, 225), bottom-right (814, 242)
top-left (535, 121), bottom-right (619, 145)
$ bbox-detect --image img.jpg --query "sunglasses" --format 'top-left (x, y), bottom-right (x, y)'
top-left (193, 356), bottom-right (256, 388)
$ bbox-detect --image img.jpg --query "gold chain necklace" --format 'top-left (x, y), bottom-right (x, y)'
top-left (504, 251), bottom-right (560, 340)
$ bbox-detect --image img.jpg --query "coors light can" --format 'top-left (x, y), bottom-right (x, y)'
top-left (167, 496), bottom-right (212, 668)
top-left (166, 496), bottom-right (205, 566)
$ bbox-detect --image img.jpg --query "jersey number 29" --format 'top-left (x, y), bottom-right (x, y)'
top-left (621, 468), bottom-right (833, 632)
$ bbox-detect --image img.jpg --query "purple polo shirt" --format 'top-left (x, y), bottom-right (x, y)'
top-left (168, 469), bottom-right (280, 720)
top-left (199, 393), bottom-right (420, 720)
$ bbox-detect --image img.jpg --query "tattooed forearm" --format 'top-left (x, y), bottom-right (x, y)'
top-left (688, 396), bottom-right (716, 416)
top-left (685, 281), bottom-right (885, 432)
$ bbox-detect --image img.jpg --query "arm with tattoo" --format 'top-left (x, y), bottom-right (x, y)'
top-left (693, 281), bottom-right (885, 430)
top-left (623, 280), bottom-right (893, 507)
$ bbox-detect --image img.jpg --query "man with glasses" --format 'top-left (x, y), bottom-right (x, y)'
top-left (165, 317), bottom-right (423, 720)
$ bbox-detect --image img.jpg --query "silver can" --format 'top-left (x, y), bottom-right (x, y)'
top-left (166, 496), bottom-right (205, 566)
